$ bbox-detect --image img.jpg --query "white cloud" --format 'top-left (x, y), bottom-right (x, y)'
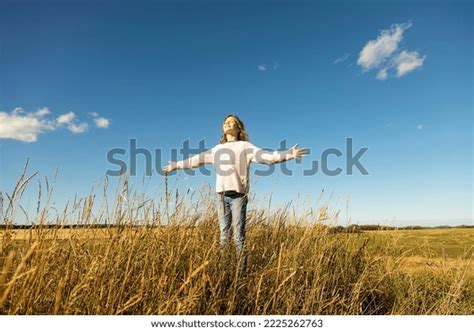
top-left (417, 123), bottom-right (423, 130)
top-left (57, 111), bottom-right (88, 134)
top-left (357, 21), bottom-right (426, 80)
top-left (56, 111), bottom-right (75, 125)
top-left (0, 109), bottom-right (55, 143)
top-left (258, 61), bottom-right (281, 71)
top-left (68, 122), bottom-right (88, 134)
top-left (393, 50), bottom-right (426, 77)
top-left (94, 117), bottom-right (109, 129)
top-left (0, 107), bottom-right (111, 142)
top-left (358, 22), bottom-right (411, 71)
top-left (0, 113), bottom-right (41, 142)
top-left (90, 112), bottom-right (110, 128)
top-left (34, 107), bottom-right (50, 117)
top-left (376, 68), bottom-right (388, 80)
top-left (333, 53), bottom-right (350, 64)
top-left (12, 107), bottom-right (25, 115)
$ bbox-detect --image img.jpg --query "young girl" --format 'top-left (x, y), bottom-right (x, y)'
top-left (162, 114), bottom-right (308, 272)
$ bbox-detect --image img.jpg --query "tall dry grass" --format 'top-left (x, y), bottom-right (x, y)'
top-left (0, 162), bottom-right (472, 314)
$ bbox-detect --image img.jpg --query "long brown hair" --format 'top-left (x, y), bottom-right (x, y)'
top-left (220, 114), bottom-right (249, 144)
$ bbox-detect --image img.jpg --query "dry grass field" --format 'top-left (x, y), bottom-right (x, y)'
top-left (0, 168), bottom-right (472, 315)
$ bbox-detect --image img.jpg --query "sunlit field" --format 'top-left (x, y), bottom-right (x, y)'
top-left (0, 167), bottom-right (472, 315)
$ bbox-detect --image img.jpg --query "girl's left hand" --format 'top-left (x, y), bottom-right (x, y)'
top-left (289, 144), bottom-right (309, 160)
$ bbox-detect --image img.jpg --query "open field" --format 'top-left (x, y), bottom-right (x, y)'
top-left (364, 228), bottom-right (473, 258)
top-left (1, 225), bottom-right (472, 315)
top-left (0, 168), bottom-right (472, 314)
top-left (6, 227), bottom-right (473, 257)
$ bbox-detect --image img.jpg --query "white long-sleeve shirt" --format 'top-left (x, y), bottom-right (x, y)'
top-left (175, 140), bottom-right (294, 194)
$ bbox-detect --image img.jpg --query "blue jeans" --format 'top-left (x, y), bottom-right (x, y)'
top-left (217, 191), bottom-right (248, 270)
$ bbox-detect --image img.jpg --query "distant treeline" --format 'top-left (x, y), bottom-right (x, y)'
top-left (329, 224), bottom-right (474, 233)
top-left (1, 223), bottom-right (472, 232)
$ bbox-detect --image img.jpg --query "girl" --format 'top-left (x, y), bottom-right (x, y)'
top-left (162, 114), bottom-right (308, 272)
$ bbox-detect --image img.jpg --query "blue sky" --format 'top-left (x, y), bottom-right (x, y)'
top-left (0, 0), bottom-right (472, 226)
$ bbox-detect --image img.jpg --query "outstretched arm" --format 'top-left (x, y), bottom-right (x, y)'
top-left (162, 149), bottom-right (213, 174)
top-left (251, 143), bottom-right (309, 164)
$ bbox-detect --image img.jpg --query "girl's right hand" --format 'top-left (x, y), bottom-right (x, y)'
top-left (162, 161), bottom-right (177, 174)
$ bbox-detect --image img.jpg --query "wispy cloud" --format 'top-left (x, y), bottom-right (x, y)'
top-left (376, 68), bottom-right (388, 80)
top-left (56, 111), bottom-right (76, 125)
top-left (68, 122), bottom-right (88, 134)
top-left (90, 112), bottom-right (110, 128)
top-left (357, 21), bottom-right (425, 80)
top-left (34, 107), bottom-right (50, 117)
top-left (333, 53), bottom-right (350, 64)
top-left (393, 50), bottom-right (426, 77)
top-left (12, 107), bottom-right (24, 115)
top-left (56, 111), bottom-right (89, 133)
top-left (417, 123), bottom-right (423, 130)
top-left (0, 107), bottom-right (110, 143)
top-left (258, 61), bottom-right (280, 72)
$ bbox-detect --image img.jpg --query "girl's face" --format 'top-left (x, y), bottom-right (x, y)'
top-left (223, 116), bottom-right (240, 135)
